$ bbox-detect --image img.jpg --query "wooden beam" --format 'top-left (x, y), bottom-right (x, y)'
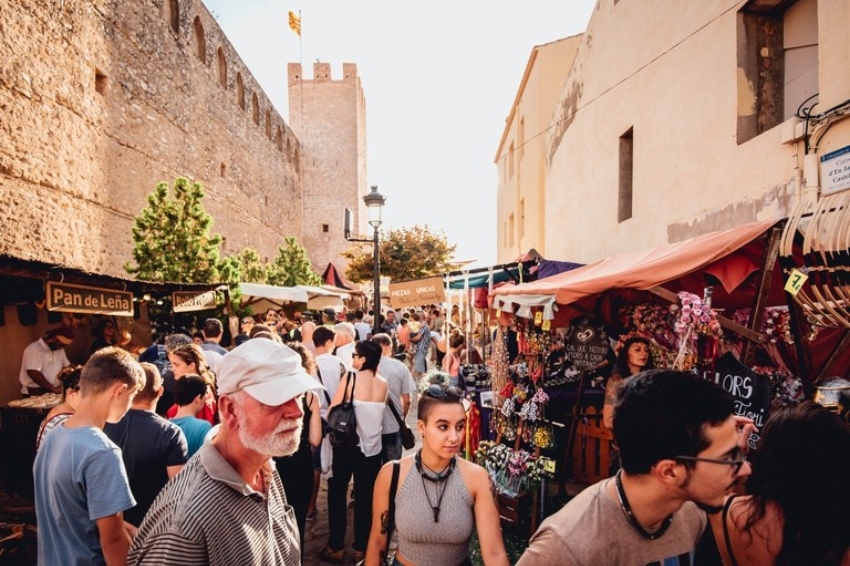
top-left (813, 329), bottom-right (850, 385)
top-left (785, 294), bottom-right (813, 393)
top-left (742, 227), bottom-right (782, 365)
top-left (647, 286), bottom-right (765, 344)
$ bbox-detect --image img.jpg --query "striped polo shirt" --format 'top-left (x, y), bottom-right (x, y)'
top-left (127, 442), bottom-right (300, 565)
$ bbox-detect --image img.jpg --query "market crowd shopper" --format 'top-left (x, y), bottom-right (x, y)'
top-left (710, 401), bottom-right (850, 566)
top-left (34, 347), bottom-right (146, 565)
top-left (127, 339), bottom-right (324, 565)
top-left (517, 370), bottom-right (753, 565)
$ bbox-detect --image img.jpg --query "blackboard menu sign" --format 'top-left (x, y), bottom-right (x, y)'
top-left (703, 352), bottom-right (770, 449)
top-left (564, 317), bottom-right (611, 371)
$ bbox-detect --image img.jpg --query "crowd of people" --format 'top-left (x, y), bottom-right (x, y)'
top-left (24, 304), bottom-right (850, 565)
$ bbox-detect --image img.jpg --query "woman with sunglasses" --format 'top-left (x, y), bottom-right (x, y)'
top-left (710, 401), bottom-right (850, 566)
top-left (321, 340), bottom-right (389, 564)
top-left (363, 380), bottom-right (510, 566)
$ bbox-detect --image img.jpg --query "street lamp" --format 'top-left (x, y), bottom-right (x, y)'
top-left (362, 186), bottom-right (386, 334)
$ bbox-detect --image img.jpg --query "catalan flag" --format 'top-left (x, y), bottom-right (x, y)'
top-left (288, 11), bottom-right (301, 36)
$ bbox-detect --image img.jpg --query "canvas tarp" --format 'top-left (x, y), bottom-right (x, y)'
top-left (240, 282), bottom-right (349, 312)
top-left (492, 220), bottom-right (780, 319)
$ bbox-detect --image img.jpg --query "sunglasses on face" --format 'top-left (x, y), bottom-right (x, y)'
top-left (424, 384), bottom-right (465, 398)
top-left (675, 450), bottom-right (748, 475)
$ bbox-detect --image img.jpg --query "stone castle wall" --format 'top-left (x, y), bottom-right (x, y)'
top-left (0, 0), bottom-right (303, 276)
top-left (289, 62), bottom-right (367, 276)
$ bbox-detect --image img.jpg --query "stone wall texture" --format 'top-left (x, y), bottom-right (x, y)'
top-left (289, 62), bottom-right (368, 276)
top-left (0, 0), bottom-right (304, 275)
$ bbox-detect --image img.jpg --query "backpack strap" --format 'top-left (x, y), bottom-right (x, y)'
top-left (385, 461), bottom-right (401, 559)
top-left (315, 367), bottom-right (333, 406)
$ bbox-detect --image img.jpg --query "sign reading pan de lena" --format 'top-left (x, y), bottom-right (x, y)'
top-left (46, 281), bottom-right (134, 316)
top-left (389, 277), bottom-right (446, 310)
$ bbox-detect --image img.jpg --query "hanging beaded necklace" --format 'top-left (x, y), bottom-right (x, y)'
top-left (614, 469), bottom-right (674, 540)
top-left (415, 450), bottom-right (456, 523)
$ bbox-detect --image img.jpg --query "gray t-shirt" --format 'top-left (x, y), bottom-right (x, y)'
top-left (378, 356), bottom-right (415, 434)
top-left (516, 478), bottom-right (707, 566)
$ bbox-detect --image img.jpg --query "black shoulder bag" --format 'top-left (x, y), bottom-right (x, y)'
top-left (327, 372), bottom-right (358, 448)
top-left (386, 399), bottom-right (416, 450)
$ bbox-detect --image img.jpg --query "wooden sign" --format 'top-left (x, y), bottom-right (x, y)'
top-left (46, 281), bottom-right (134, 316)
top-left (564, 317), bottom-right (611, 371)
top-left (703, 352), bottom-right (771, 449)
top-left (172, 290), bottom-right (218, 313)
top-left (388, 277), bottom-right (446, 309)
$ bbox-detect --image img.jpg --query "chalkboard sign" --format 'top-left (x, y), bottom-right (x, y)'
top-left (564, 317), bottom-right (611, 371)
top-left (703, 352), bottom-right (771, 449)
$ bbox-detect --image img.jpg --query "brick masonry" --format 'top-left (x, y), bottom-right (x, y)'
top-left (0, 0), bottom-right (306, 275)
top-left (289, 62), bottom-right (368, 276)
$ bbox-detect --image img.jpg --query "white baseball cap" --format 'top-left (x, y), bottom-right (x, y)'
top-left (217, 339), bottom-right (323, 406)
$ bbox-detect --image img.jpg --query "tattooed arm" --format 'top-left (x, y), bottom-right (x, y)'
top-left (602, 374), bottom-right (624, 430)
top-left (364, 461), bottom-right (396, 566)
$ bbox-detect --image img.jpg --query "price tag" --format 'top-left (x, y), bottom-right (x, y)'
top-left (542, 458), bottom-right (556, 474)
top-left (541, 320), bottom-right (551, 331)
top-left (534, 311), bottom-right (543, 325)
top-left (784, 268), bottom-right (809, 295)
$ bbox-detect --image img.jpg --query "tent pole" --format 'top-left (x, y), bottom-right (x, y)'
top-left (742, 227), bottom-right (782, 365)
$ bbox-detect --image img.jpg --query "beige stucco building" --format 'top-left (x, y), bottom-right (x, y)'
top-left (498, 0), bottom-right (850, 264)
top-left (495, 36), bottom-right (583, 263)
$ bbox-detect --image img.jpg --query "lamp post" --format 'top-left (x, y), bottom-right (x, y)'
top-left (362, 186), bottom-right (386, 334)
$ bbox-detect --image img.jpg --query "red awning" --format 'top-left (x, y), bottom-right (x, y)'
top-left (492, 220), bottom-right (780, 309)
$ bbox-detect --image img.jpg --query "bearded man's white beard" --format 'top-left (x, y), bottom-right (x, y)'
top-left (237, 416), bottom-right (303, 457)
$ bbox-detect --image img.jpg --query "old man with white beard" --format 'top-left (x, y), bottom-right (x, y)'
top-left (129, 339), bottom-right (324, 566)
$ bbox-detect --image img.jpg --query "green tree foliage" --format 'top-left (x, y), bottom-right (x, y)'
top-left (125, 177), bottom-right (224, 284)
top-left (342, 225), bottom-right (457, 283)
top-left (237, 247), bottom-right (269, 284)
top-left (267, 237), bottom-right (322, 287)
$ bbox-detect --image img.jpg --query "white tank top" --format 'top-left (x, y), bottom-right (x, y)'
top-left (354, 399), bottom-right (385, 457)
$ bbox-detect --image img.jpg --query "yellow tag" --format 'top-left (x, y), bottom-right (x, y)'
top-left (534, 311), bottom-right (543, 325)
top-left (541, 320), bottom-right (551, 331)
top-left (784, 268), bottom-right (809, 295)
top-left (542, 458), bottom-right (556, 474)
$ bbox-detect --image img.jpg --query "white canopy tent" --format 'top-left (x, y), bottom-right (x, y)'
top-left (239, 282), bottom-right (350, 312)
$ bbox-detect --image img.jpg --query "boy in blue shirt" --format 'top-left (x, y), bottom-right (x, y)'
top-left (169, 374), bottom-right (213, 457)
top-left (34, 346), bottom-right (146, 565)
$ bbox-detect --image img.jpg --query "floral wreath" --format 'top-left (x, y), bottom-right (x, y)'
top-left (614, 330), bottom-right (655, 354)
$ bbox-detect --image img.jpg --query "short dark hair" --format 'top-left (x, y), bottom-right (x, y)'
top-left (418, 380), bottom-right (464, 423)
top-left (371, 333), bottom-right (392, 348)
top-left (355, 309), bottom-right (365, 320)
top-left (202, 318), bottom-right (223, 338)
top-left (249, 323), bottom-right (271, 337)
top-left (173, 374), bottom-right (208, 406)
top-left (134, 362), bottom-right (163, 403)
top-left (81, 347), bottom-right (146, 396)
top-left (354, 340), bottom-right (382, 372)
top-left (614, 369), bottom-right (734, 474)
top-left (312, 326), bottom-right (335, 348)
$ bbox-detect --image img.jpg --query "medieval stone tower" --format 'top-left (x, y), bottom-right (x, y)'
top-left (288, 62), bottom-right (368, 277)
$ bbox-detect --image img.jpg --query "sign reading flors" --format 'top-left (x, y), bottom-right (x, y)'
top-left (46, 282), bottom-right (134, 316)
top-left (388, 277), bottom-right (446, 309)
top-left (172, 290), bottom-right (218, 313)
top-left (564, 317), bottom-right (611, 371)
top-left (703, 352), bottom-right (771, 449)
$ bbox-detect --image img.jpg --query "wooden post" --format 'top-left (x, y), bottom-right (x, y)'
top-left (558, 370), bottom-right (587, 499)
top-left (742, 227), bottom-right (782, 365)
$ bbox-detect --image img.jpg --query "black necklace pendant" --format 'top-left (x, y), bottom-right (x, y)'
top-left (614, 470), bottom-right (673, 540)
top-left (432, 506), bottom-right (440, 522)
top-left (416, 450), bottom-right (454, 523)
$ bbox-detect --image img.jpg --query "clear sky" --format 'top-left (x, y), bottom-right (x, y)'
top-left (203, 0), bottom-right (596, 268)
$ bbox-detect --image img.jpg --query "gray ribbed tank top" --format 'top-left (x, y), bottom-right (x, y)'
top-left (394, 459), bottom-right (474, 566)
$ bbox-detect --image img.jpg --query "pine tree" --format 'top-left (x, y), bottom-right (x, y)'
top-left (125, 177), bottom-right (223, 284)
top-left (237, 247), bottom-right (269, 284)
top-left (267, 237), bottom-right (322, 287)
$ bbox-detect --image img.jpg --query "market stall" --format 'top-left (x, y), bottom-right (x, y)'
top-left (0, 254), bottom-right (223, 496)
top-left (485, 218), bottom-right (850, 501)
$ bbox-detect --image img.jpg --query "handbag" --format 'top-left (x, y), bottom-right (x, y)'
top-left (327, 372), bottom-right (359, 448)
top-left (387, 399), bottom-right (416, 450)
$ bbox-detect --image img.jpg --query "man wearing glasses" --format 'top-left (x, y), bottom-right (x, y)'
top-left (518, 370), bottom-right (754, 566)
